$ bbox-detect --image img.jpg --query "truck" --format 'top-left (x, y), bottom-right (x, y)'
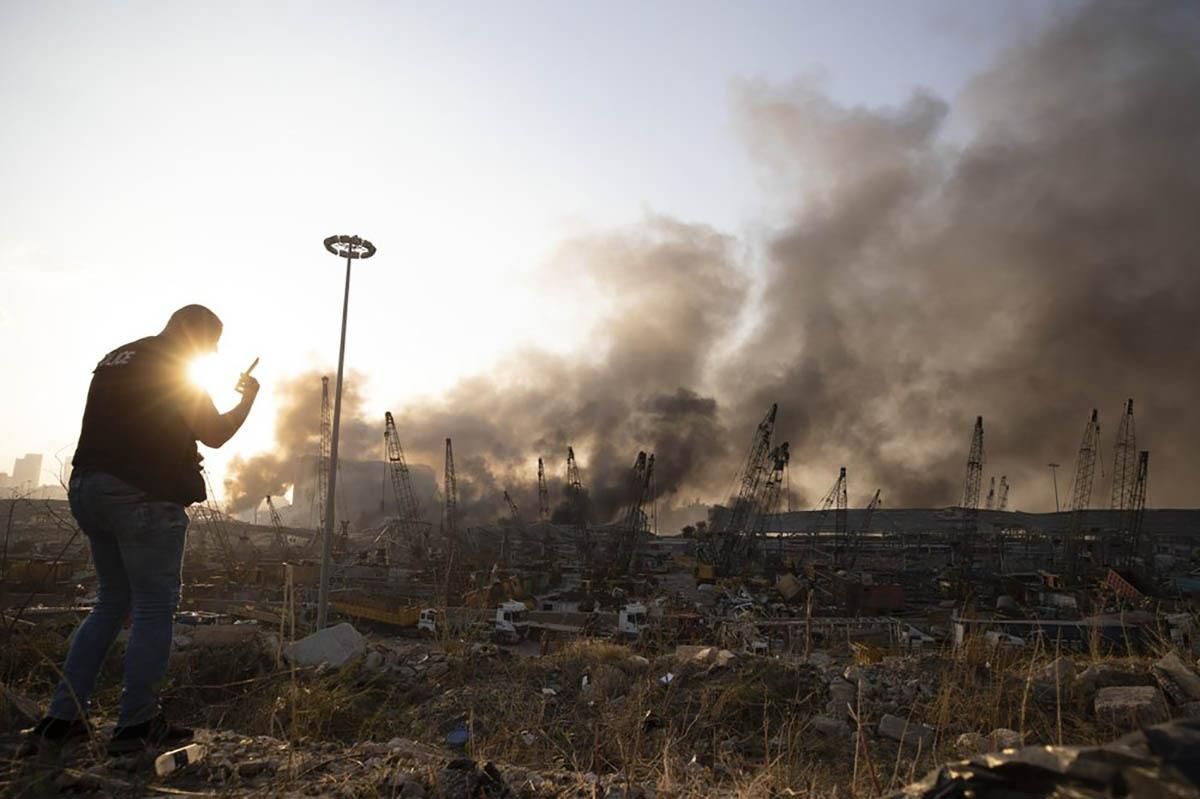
top-left (417, 601), bottom-right (530, 643)
top-left (616, 602), bottom-right (648, 638)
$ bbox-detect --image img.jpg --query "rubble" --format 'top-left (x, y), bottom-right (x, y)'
top-left (1094, 685), bottom-right (1169, 728)
top-left (891, 718), bottom-right (1200, 798)
top-left (1152, 650), bottom-right (1200, 704)
top-left (283, 622), bottom-right (366, 669)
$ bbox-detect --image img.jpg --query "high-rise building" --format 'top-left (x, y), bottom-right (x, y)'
top-left (12, 453), bottom-right (44, 492)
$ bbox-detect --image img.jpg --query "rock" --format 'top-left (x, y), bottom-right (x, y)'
top-left (0, 684), bottom-right (41, 732)
top-left (284, 623), bottom-right (366, 669)
top-left (986, 728), bottom-right (1023, 751)
top-left (1095, 685), bottom-right (1169, 728)
top-left (877, 714), bottom-right (935, 748)
top-left (954, 732), bottom-right (983, 758)
top-left (628, 655), bottom-right (650, 668)
top-left (806, 651), bottom-right (835, 668)
top-left (814, 715), bottom-right (850, 736)
top-left (172, 634), bottom-right (192, 650)
top-left (427, 661), bottom-right (450, 679)
top-left (1152, 651), bottom-right (1200, 704)
top-left (364, 650), bottom-right (384, 671)
top-left (400, 781), bottom-right (426, 798)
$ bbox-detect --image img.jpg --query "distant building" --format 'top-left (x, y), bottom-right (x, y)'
top-left (12, 453), bottom-right (43, 494)
top-left (0, 472), bottom-right (9, 488)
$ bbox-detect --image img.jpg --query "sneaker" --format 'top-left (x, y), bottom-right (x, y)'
top-left (107, 713), bottom-right (193, 756)
top-left (18, 717), bottom-right (91, 757)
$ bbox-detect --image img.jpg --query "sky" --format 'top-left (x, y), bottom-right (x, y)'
top-left (1, 1), bottom-right (1071, 503)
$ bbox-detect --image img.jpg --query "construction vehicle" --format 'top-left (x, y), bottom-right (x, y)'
top-left (616, 602), bottom-right (648, 638)
top-left (331, 595), bottom-right (422, 628)
top-left (417, 601), bottom-right (530, 643)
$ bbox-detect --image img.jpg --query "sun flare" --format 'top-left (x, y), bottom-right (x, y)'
top-left (188, 353), bottom-right (231, 398)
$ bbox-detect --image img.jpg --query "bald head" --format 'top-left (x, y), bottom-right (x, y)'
top-left (162, 304), bottom-right (223, 355)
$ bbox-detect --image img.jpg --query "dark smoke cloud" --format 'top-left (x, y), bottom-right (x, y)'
top-left (228, 0), bottom-right (1199, 521)
top-left (731, 0), bottom-right (1199, 511)
top-left (390, 218), bottom-right (744, 525)
top-left (222, 369), bottom-right (379, 513)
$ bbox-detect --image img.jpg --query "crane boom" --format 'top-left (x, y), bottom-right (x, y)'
top-left (442, 438), bottom-right (458, 538)
top-left (842, 488), bottom-right (880, 570)
top-left (503, 490), bottom-right (521, 523)
top-left (1065, 409), bottom-right (1101, 578)
top-left (956, 417), bottom-right (985, 581)
top-left (616, 451), bottom-right (655, 574)
top-left (317, 376), bottom-right (331, 530)
top-left (1110, 399), bottom-right (1136, 511)
top-left (748, 442), bottom-right (790, 555)
top-left (566, 446), bottom-right (585, 528)
top-left (537, 458), bottom-right (550, 522)
top-left (265, 495), bottom-right (291, 559)
top-left (383, 413), bottom-right (422, 522)
top-left (1124, 450), bottom-right (1149, 566)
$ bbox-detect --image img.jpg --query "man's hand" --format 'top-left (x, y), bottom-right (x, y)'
top-left (236, 374), bottom-right (260, 404)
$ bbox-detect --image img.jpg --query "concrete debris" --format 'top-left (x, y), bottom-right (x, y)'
top-left (1071, 662), bottom-right (1152, 700)
top-left (1152, 650), bottom-right (1200, 704)
top-left (283, 622), bottom-right (366, 669)
top-left (890, 719), bottom-right (1200, 798)
top-left (1094, 685), bottom-right (1169, 728)
top-left (877, 713), bottom-right (935, 748)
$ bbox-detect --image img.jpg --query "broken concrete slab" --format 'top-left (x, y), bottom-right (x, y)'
top-left (1073, 662), bottom-right (1153, 700)
top-left (1152, 651), bottom-right (1200, 704)
top-left (1095, 685), bottom-right (1169, 728)
top-left (877, 714), bottom-right (935, 748)
top-left (284, 622), bottom-right (366, 669)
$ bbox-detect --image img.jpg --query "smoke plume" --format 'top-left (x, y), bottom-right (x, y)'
top-left (227, 0), bottom-right (1200, 522)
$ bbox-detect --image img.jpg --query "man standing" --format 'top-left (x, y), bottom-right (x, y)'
top-left (23, 305), bottom-right (259, 756)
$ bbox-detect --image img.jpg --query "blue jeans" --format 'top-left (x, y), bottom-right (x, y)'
top-left (48, 471), bottom-right (188, 726)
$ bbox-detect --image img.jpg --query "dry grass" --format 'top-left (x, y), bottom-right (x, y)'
top-left (2, 624), bottom-right (1189, 798)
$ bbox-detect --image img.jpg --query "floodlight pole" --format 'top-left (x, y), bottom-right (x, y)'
top-left (316, 234), bottom-right (376, 629)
